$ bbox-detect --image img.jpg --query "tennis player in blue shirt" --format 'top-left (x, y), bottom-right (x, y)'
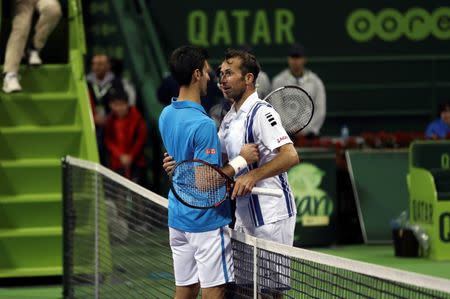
top-left (158, 45), bottom-right (258, 299)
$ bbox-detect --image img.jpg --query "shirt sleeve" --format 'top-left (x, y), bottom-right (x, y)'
top-left (194, 119), bottom-right (221, 165)
top-left (253, 105), bottom-right (293, 151)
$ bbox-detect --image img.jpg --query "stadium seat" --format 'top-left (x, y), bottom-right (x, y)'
top-left (407, 141), bottom-right (450, 260)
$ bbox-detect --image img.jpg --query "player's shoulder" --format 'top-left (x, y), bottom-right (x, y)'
top-left (251, 100), bottom-right (278, 121)
top-left (253, 99), bottom-right (275, 112)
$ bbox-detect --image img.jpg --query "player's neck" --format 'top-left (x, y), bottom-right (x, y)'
top-left (177, 86), bottom-right (201, 104)
top-left (234, 87), bottom-right (255, 111)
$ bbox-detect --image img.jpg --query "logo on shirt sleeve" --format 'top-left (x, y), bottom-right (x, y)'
top-left (206, 148), bottom-right (217, 154)
top-left (277, 136), bottom-right (288, 143)
top-left (265, 112), bottom-right (277, 126)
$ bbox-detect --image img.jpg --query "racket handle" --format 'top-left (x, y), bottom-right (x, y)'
top-left (252, 187), bottom-right (283, 198)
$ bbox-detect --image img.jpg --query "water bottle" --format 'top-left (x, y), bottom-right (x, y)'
top-left (341, 125), bottom-right (349, 140)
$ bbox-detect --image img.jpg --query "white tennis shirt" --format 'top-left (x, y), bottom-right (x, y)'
top-left (218, 92), bottom-right (296, 227)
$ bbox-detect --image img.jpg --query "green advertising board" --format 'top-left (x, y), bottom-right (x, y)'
top-left (346, 149), bottom-right (409, 243)
top-left (289, 148), bottom-right (337, 247)
top-left (148, 1), bottom-right (450, 60)
top-left (409, 141), bottom-right (450, 260)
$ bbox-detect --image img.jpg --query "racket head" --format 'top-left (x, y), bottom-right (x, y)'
top-left (263, 85), bottom-right (314, 136)
top-left (169, 159), bottom-right (232, 209)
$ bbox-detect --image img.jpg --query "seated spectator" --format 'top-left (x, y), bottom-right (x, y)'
top-left (86, 54), bottom-right (125, 118)
top-left (104, 88), bottom-right (147, 184)
top-left (3, 0), bottom-right (62, 93)
top-left (272, 43), bottom-right (326, 138)
top-left (425, 102), bottom-right (450, 139)
top-left (86, 54), bottom-right (125, 165)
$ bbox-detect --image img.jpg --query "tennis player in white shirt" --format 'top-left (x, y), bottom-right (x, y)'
top-left (218, 48), bottom-right (298, 244)
top-left (163, 48), bottom-right (299, 298)
top-left (218, 48), bottom-right (299, 299)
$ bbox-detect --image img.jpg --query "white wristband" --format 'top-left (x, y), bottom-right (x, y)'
top-left (228, 155), bottom-right (248, 174)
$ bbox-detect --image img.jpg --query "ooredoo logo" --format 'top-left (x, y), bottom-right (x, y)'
top-left (346, 7), bottom-right (450, 42)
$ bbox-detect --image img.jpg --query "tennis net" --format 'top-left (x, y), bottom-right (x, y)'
top-left (63, 156), bottom-right (450, 299)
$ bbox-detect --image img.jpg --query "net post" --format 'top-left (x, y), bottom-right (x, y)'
top-left (62, 157), bottom-right (73, 299)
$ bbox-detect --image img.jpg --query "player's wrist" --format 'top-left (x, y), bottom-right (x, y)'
top-left (228, 155), bottom-right (248, 174)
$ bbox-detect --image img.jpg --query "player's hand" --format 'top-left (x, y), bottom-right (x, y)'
top-left (120, 154), bottom-right (131, 167)
top-left (231, 172), bottom-right (258, 199)
top-left (239, 144), bottom-right (259, 164)
top-left (163, 152), bottom-right (176, 175)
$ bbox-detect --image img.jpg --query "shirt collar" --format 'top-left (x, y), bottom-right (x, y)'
top-left (232, 91), bottom-right (260, 114)
top-left (171, 97), bottom-right (207, 114)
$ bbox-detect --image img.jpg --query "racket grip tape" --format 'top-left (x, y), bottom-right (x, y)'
top-left (252, 187), bottom-right (283, 198)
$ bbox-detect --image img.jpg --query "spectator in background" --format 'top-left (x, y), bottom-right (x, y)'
top-left (110, 57), bottom-right (137, 106)
top-left (425, 102), bottom-right (450, 139)
top-left (105, 88), bottom-right (147, 230)
top-left (272, 43), bottom-right (326, 138)
top-left (3, 0), bottom-right (62, 93)
top-left (86, 54), bottom-right (124, 165)
top-left (104, 88), bottom-right (147, 184)
top-left (86, 54), bottom-right (125, 118)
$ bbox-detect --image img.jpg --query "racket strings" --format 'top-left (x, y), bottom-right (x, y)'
top-left (266, 88), bottom-right (314, 136)
top-left (172, 162), bottom-right (228, 208)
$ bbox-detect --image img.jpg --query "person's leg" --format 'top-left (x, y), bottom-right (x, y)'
top-left (3, 0), bottom-right (34, 73)
top-left (191, 227), bottom-right (234, 298)
top-left (175, 283), bottom-right (200, 299)
top-left (32, 0), bottom-right (61, 59)
top-left (170, 228), bottom-right (200, 298)
top-left (3, 0), bottom-right (35, 92)
top-left (201, 284), bottom-right (226, 299)
top-left (251, 217), bottom-right (296, 299)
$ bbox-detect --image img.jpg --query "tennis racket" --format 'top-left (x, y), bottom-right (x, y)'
top-left (170, 159), bottom-right (283, 209)
top-left (263, 85), bottom-right (314, 136)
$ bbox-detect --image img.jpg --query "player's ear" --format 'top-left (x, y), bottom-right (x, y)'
top-left (245, 73), bottom-right (254, 85)
top-left (192, 69), bottom-right (201, 82)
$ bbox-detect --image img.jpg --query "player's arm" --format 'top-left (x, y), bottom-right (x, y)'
top-left (163, 145), bottom-right (259, 177)
top-left (232, 106), bottom-right (299, 198)
top-left (162, 120), bottom-right (259, 176)
top-left (232, 144), bottom-right (298, 198)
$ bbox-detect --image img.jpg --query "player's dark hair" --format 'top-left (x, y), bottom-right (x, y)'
top-left (169, 46), bottom-right (208, 87)
top-left (224, 48), bottom-right (260, 84)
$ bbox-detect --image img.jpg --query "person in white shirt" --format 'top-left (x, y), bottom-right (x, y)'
top-left (219, 48), bottom-right (299, 299)
top-left (163, 49), bottom-right (299, 298)
top-left (272, 43), bottom-right (326, 138)
top-left (218, 48), bottom-right (298, 239)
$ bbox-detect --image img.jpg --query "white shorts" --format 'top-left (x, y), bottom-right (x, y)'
top-left (169, 226), bottom-right (234, 288)
top-left (234, 216), bottom-right (296, 292)
top-left (236, 215), bottom-right (296, 245)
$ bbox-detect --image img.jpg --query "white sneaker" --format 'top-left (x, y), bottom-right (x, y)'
top-left (28, 50), bottom-right (42, 65)
top-left (3, 73), bottom-right (22, 93)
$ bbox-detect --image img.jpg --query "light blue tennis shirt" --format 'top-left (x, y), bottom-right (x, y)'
top-left (159, 98), bottom-right (232, 232)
